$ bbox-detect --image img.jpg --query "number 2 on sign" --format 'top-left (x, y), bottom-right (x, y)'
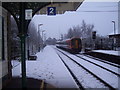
top-left (49, 8), bottom-right (54, 14)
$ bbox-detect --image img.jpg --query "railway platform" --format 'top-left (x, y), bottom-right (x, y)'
top-left (2, 77), bottom-right (55, 89)
top-left (85, 50), bottom-right (120, 64)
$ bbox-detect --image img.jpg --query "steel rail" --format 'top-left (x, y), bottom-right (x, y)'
top-left (56, 49), bottom-right (116, 90)
top-left (76, 55), bottom-right (120, 77)
top-left (56, 52), bottom-right (84, 90)
top-left (81, 54), bottom-right (120, 68)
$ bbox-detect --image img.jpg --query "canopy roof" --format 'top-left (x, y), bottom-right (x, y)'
top-left (2, 1), bottom-right (83, 33)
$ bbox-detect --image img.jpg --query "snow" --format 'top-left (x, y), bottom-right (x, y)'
top-left (12, 45), bottom-right (78, 88)
top-left (12, 45), bottom-right (119, 88)
top-left (11, 60), bottom-right (20, 68)
top-left (56, 50), bottom-right (107, 88)
top-left (59, 50), bottom-right (119, 88)
top-left (77, 54), bottom-right (119, 75)
top-left (93, 50), bottom-right (120, 56)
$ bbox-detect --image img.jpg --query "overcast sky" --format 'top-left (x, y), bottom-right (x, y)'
top-left (31, 1), bottom-right (118, 39)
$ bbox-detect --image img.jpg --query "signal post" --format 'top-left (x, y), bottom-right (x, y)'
top-left (92, 31), bottom-right (96, 50)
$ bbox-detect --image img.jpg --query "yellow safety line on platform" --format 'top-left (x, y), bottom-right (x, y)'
top-left (40, 80), bottom-right (44, 90)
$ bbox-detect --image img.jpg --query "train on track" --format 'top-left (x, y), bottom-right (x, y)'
top-left (56, 37), bottom-right (82, 54)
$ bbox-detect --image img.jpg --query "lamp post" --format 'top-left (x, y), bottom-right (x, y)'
top-left (112, 21), bottom-right (116, 35)
top-left (42, 30), bottom-right (45, 41)
top-left (27, 34), bottom-right (30, 60)
top-left (38, 24), bottom-right (43, 52)
top-left (112, 21), bottom-right (116, 51)
top-left (38, 24), bottom-right (43, 31)
top-left (41, 30), bottom-right (45, 50)
top-left (44, 33), bottom-right (46, 43)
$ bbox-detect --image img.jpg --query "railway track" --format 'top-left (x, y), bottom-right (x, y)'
top-left (55, 48), bottom-right (118, 89)
top-left (81, 54), bottom-right (120, 68)
top-left (57, 53), bottom-right (84, 90)
top-left (76, 54), bottom-right (120, 77)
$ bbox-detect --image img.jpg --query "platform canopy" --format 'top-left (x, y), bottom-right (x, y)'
top-left (2, 1), bottom-right (84, 33)
top-left (37, 2), bottom-right (82, 15)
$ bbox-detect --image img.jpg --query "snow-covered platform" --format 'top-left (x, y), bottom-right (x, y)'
top-left (93, 50), bottom-right (120, 56)
top-left (12, 45), bottom-right (78, 88)
top-left (85, 50), bottom-right (120, 64)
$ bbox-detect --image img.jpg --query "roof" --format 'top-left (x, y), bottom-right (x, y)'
top-left (109, 34), bottom-right (120, 38)
top-left (2, 2), bottom-right (84, 34)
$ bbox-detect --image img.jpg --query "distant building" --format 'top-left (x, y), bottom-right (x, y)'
top-left (109, 34), bottom-right (120, 51)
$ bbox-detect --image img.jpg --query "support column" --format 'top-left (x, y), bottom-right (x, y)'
top-left (19, 2), bottom-right (27, 89)
top-left (20, 34), bottom-right (26, 88)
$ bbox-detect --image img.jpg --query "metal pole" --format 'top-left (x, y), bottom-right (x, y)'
top-left (112, 21), bottom-right (116, 51)
top-left (38, 25), bottom-right (40, 52)
top-left (112, 21), bottom-right (116, 34)
top-left (42, 30), bottom-right (45, 50)
top-left (20, 35), bottom-right (26, 88)
top-left (20, 2), bottom-right (27, 88)
top-left (100, 39), bottom-right (103, 49)
top-left (38, 24), bottom-right (43, 52)
top-left (27, 35), bottom-right (30, 60)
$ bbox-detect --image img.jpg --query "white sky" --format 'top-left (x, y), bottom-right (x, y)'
top-left (32, 1), bottom-right (118, 39)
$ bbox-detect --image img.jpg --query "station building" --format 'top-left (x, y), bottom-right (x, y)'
top-left (0, 7), bottom-right (12, 89)
top-left (109, 34), bottom-right (120, 51)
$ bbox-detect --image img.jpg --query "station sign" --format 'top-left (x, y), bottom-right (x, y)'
top-left (25, 9), bottom-right (32, 20)
top-left (47, 7), bottom-right (56, 15)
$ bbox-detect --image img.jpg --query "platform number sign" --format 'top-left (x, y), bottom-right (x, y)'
top-left (25, 9), bottom-right (32, 20)
top-left (47, 7), bottom-right (56, 15)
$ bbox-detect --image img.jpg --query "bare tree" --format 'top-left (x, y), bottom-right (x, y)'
top-left (10, 16), bottom-right (21, 59)
top-left (65, 20), bottom-right (94, 39)
top-left (28, 21), bottom-right (41, 55)
top-left (66, 28), bottom-right (74, 38)
top-left (64, 20), bottom-right (95, 49)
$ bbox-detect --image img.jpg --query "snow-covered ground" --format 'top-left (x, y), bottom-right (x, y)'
top-left (57, 48), bottom-right (119, 89)
top-left (12, 45), bottom-right (78, 88)
top-left (12, 45), bottom-right (119, 88)
top-left (56, 50), bottom-right (107, 88)
top-left (93, 50), bottom-right (120, 56)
